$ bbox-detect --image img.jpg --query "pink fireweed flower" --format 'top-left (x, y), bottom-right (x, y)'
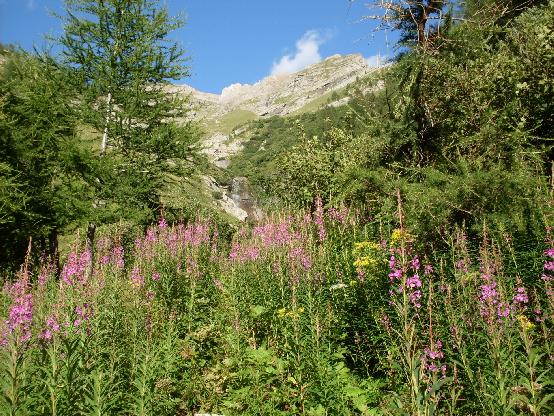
top-left (182, 221), bottom-right (211, 247)
top-left (112, 246), bottom-right (124, 269)
top-left (39, 330), bottom-right (53, 341)
top-left (454, 259), bottom-right (470, 273)
top-left (6, 293), bottom-right (33, 342)
top-left (424, 340), bottom-right (444, 360)
top-left (406, 274), bottom-right (422, 288)
top-left (244, 246), bottom-right (260, 262)
top-left (497, 302), bottom-right (511, 318)
top-left (75, 303), bottom-right (93, 321)
top-left (288, 246), bottom-right (312, 271)
top-left (37, 261), bottom-right (57, 287)
top-left (158, 217), bottom-right (168, 229)
top-left (38, 271), bottom-right (49, 287)
top-left (327, 207), bottom-right (349, 224)
top-left (130, 267), bottom-right (144, 287)
top-left (411, 256), bottom-right (420, 271)
top-left (534, 309), bottom-right (545, 322)
top-left (229, 242), bottom-right (240, 261)
top-left (152, 271), bottom-right (161, 281)
top-left (61, 249), bottom-right (91, 286)
top-left (300, 256), bottom-right (312, 270)
top-left (252, 221), bottom-right (294, 247)
top-left (479, 281), bottom-right (498, 303)
top-left (513, 287), bottom-right (528, 306)
top-left (46, 315), bottom-right (60, 333)
top-left (388, 268), bottom-right (402, 281)
top-left (422, 340), bottom-right (446, 379)
top-left (164, 231), bottom-right (180, 255)
top-left (409, 290), bottom-right (422, 308)
top-left (145, 228), bottom-right (157, 243)
top-left (313, 196), bottom-right (326, 242)
top-left (545, 248), bottom-right (554, 258)
top-left (2, 274), bottom-right (33, 344)
top-left (424, 264), bottom-right (434, 275)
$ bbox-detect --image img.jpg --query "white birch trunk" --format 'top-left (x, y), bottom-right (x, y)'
top-left (101, 92), bottom-right (112, 154)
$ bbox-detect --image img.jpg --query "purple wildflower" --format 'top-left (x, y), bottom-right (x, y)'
top-left (411, 256), bottom-right (420, 271)
top-left (313, 196), bottom-right (326, 242)
top-left (407, 274), bottom-right (422, 288)
top-left (61, 249), bottom-right (91, 286)
top-left (513, 287), bottom-right (528, 306)
top-left (158, 217), bottom-right (168, 229)
top-left (131, 267), bottom-right (144, 287)
top-left (497, 302), bottom-right (511, 318)
top-left (409, 290), bottom-right (422, 308)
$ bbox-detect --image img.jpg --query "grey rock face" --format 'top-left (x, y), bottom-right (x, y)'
top-left (230, 177), bottom-right (264, 222)
top-left (177, 54), bottom-right (378, 122)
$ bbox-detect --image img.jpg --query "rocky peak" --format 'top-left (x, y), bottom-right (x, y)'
top-left (175, 53), bottom-right (378, 121)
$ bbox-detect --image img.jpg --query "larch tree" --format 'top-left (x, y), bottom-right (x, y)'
top-left (0, 50), bottom-right (94, 268)
top-left (56, 0), bottom-right (197, 234)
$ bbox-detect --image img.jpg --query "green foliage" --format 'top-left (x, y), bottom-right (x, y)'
top-left (234, 0), bottom-right (553, 244)
top-left (0, 51), bottom-right (95, 265)
top-left (56, 0), bottom-right (199, 224)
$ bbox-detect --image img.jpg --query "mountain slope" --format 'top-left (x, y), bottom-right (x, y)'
top-left (171, 54), bottom-right (386, 221)
top-left (173, 54), bottom-right (375, 130)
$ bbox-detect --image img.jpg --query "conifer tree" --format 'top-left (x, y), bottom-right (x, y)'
top-left (56, 0), bottom-right (196, 225)
top-left (0, 51), bottom-right (94, 267)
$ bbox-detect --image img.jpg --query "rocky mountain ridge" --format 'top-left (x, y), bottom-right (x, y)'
top-left (171, 53), bottom-right (377, 124)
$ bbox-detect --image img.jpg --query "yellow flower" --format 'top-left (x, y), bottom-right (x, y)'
top-left (517, 315), bottom-right (535, 331)
top-left (353, 256), bottom-right (377, 267)
top-left (354, 241), bottom-right (381, 251)
top-left (297, 307), bottom-right (304, 314)
top-left (391, 229), bottom-right (403, 244)
top-left (277, 308), bottom-right (287, 317)
top-left (390, 229), bottom-right (412, 246)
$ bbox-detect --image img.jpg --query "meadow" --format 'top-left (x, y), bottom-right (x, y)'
top-left (1, 197), bottom-right (552, 415)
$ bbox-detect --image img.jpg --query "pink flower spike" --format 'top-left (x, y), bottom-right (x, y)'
top-left (158, 218), bottom-right (168, 229)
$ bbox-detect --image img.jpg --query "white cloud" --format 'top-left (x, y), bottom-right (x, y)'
top-left (365, 54), bottom-right (386, 67)
top-left (271, 30), bottom-right (325, 76)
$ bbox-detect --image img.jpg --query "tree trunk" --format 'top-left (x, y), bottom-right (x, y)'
top-left (48, 227), bottom-right (60, 276)
top-left (86, 222), bottom-right (96, 278)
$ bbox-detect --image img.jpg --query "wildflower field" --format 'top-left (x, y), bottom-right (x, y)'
top-left (1, 200), bottom-right (553, 415)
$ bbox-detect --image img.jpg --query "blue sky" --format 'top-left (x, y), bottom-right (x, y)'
top-left (0, 0), bottom-right (394, 93)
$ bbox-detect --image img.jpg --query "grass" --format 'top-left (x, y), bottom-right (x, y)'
top-left (203, 109), bottom-right (258, 135)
